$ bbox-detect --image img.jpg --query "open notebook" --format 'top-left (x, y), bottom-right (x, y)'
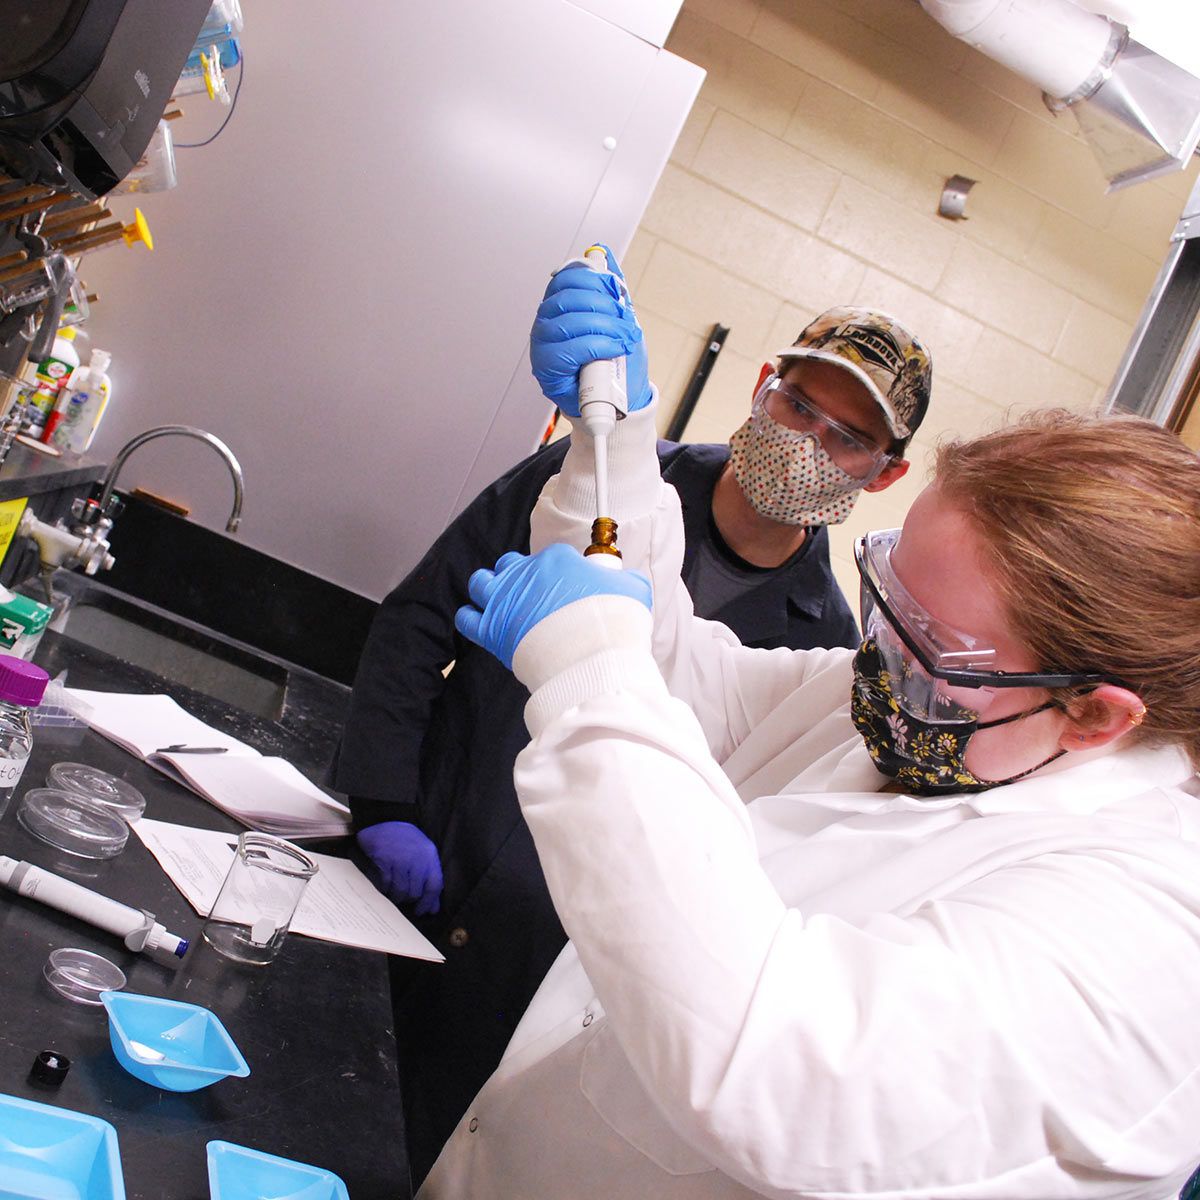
top-left (65, 688), bottom-right (352, 840)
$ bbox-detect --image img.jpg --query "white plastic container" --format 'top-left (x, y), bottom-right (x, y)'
top-left (51, 349), bottom-right (112, 453)
top-left (34, 327), bottom-right (80, 388)
top-left (112, 121), bottom-right (177, 195)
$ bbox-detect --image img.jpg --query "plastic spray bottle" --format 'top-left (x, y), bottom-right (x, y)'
top-left (51, 350), bottom-right (112, 453)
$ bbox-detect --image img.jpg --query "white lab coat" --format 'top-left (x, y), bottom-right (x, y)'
top-left (419, 405), bottom-right (1200, 1199)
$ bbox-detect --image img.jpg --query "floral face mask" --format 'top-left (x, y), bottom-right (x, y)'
top-left (849, 638), bottom-right (1062, 795)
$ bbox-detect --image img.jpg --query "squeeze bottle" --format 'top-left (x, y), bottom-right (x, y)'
top-left (25, 327), bottom-right (81, 441)
top-left (51, 350), bottom-right (113, 453)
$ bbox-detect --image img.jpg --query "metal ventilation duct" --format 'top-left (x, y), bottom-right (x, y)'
top-left (1104, 171), bottom-right (1200, 428)
top-left (918, 0), bottom-right (1200, 190)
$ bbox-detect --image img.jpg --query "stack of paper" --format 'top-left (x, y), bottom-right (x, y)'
top-left (66, 688), bottom-right (352, 840)
top-left (134, 819), bottom-right (442, 961)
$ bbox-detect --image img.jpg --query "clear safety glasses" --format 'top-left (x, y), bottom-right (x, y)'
top-left (757, 374), bottom-right (893, 484)
top-left (854, 528), bottom-right (1116, 720)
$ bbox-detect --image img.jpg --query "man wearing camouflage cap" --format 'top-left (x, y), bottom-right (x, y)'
top-left (704, 305), bottom-right (931, 611)
top-left (335, 297), bottom-right (933, 1185)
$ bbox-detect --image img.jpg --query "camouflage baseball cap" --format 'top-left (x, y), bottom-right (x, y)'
top-left (777, 306), bottom-right (932, 442)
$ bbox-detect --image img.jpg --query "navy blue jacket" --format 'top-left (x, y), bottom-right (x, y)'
top-left (331, 436), bottom-right (858, 1186)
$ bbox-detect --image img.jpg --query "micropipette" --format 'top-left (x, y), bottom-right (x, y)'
top-left (577, 245), bottom-right (627, 567)
top-left (0, 855), bottom-right (189, 960)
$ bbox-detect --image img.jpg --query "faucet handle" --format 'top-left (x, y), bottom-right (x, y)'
top-left (71, 496), bottom-right (103, 527)
top-left (78, 534), bottom-right (114, 576)
top-left (73, 492), bottom-right (122, 527)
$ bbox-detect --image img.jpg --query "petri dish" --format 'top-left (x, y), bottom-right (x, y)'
top-left (46, 762), bottom-right (147, 823)
top-left (44, 947), bottom-right (126, 1005)
top-left (18, 789), bottom-right (130, 858)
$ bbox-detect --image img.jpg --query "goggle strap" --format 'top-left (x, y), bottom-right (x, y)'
top-left (974, 698), bottom-right (1057, 731)
top-left (979, 747), bottom-right (1066, 787)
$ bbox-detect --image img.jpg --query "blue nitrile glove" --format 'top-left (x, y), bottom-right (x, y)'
top-left (356, 821), bottom-right (444, 915)
top-left (530, 245), bottom-right (651, 417)
top-left (455, 542), bottom-right (652, 670)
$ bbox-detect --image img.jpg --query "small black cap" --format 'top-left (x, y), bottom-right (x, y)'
top-left (29, 1049), bottom-right (71, 1086)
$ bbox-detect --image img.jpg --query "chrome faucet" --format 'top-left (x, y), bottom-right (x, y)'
top-left (88, 424), bottom-right (245, 533)
top-left (20, 426), bottom-right (245, 607)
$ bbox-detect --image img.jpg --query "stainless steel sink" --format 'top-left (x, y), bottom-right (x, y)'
top-left (21, 573), bottom-right (290, 721)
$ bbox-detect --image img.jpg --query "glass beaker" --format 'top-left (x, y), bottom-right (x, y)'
top-left (202, 833), bottom-right (317, 965)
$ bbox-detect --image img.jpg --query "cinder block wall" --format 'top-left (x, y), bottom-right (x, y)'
top-left (622, 0), bottom-right (1199, 603)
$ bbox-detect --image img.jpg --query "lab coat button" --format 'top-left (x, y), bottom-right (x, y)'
top-left (469, 1117), bottom-right (479, 1132)
top-left (582, 1012), bottom-right (594, 1027)
top-left (449, 927), bottom-right (469, 948)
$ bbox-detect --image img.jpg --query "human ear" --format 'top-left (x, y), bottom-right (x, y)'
top-left (863, 458), bottom-right (910, 492)
top-left (752, 362), bottom-right (774, 404)
top-left (1058, 684), bottom-right (1147, 752)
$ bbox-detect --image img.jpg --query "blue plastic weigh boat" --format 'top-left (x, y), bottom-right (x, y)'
top-left (100, 989), bottom-right (250, 1092)
top-left (0, 1091), bottom-right (125, 1200)
top-left (207, 1140), bottom-right (351, 1200)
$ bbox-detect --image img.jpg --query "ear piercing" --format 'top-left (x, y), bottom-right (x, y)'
top-left (1075, 704), bottom-right (1147, 743)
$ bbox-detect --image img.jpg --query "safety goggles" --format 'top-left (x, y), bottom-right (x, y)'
top-left (757, 374), bottom-right (894, 484)
top-left (854, 527), bottom-right (1118, 704)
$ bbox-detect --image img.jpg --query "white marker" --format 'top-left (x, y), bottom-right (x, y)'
top-left (0, 855), bottom-right (189, 958)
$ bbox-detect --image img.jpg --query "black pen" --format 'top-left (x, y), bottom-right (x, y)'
top-left (156, 744), bottom-right (230, 754)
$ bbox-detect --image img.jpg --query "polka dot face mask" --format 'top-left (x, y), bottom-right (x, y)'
top-left (728, 394), bottom-right (865, 526)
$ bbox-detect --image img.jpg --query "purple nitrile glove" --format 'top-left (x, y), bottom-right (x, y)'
top-left (356, 821), bottom-right (443, 915)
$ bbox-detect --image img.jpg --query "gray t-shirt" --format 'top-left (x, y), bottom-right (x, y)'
top-left (683, 516), bottom-right (807, 620)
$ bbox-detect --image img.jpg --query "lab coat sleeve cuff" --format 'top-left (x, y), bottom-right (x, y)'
top-left (552, 390), bottom-right (662, 522)
top-left (512, 596), bottom-right (663, 734)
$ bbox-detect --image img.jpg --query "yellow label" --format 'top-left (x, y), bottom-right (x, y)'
top-left (0, 497), bottom-right (28, 565)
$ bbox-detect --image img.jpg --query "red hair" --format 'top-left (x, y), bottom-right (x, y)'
top-left (935, 409), bottom-right (1200, 765)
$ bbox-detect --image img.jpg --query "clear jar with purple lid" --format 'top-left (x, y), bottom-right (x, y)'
top-left (0, 655), bottom-right (49, 819)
